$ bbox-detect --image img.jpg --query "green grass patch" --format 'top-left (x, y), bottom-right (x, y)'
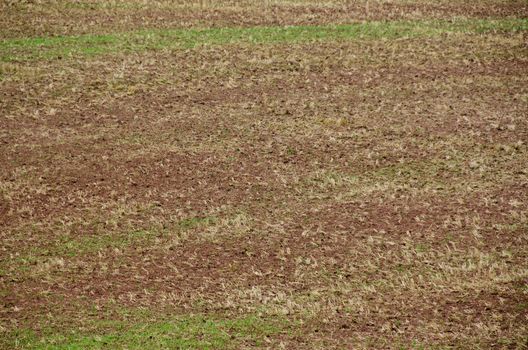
top-left (54, 229), bottom-right (157, 256)
top-left (50, 215), bottom-right (217, 256)
top-left (51, 216), bottom-right (217, 256)
top-left (7, 314), bottom-right (287, 349)
top-left (1, 18), bottom-right (526, 62)
top-left (0, 214), bottom-right (220, 277)
top-left (178, 216), bottom-right (217, 230)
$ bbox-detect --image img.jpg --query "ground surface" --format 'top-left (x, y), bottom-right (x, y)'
top-left (1, 0), bottom-right (527, 349)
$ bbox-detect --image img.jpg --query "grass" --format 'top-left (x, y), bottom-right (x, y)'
top-left (1, 18), bottom-right (527, 62)
top-left (1, 214), bottom-right (221, 273)
top-left (7, 314), bottom-right (287, 349)
top-left (0, 212), bottom-right (256, 283)
top-left (1, 4), bottom-right (527, 349)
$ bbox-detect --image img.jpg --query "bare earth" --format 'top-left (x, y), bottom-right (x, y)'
top-left (1, 1), bottom-right (527, 349)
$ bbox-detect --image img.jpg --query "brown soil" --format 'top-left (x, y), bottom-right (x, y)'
top-left (1, 0), bottom-right (527, 38)
top-left (0, 13), bottom-right (527, 350)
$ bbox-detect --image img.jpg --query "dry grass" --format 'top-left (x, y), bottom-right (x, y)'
top-left (1, 0), bottom-right (526, 38)
top-left (1, 2), bottom-right (527, 349)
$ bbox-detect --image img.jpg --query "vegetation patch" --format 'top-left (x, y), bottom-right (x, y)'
top-left (1, 3), bottom-right (527, 349)
top-left (6, 314), bottom-right (287, 350)
top-left (1, 18), bottom-right (526, 61)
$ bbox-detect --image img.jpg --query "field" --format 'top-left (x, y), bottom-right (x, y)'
top-left (1, 0), bottom-right (527, 349)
